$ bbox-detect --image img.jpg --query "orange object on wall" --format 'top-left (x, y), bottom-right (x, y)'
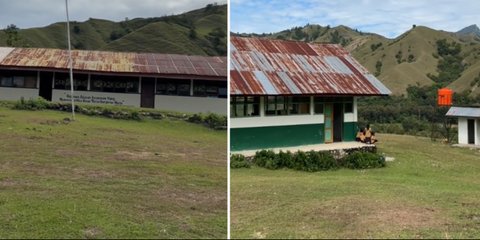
top-left (438, 88), bottom-right (453, 106)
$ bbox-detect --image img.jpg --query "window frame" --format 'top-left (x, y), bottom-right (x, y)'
top-left (230, 96), bottom-right (260, 118)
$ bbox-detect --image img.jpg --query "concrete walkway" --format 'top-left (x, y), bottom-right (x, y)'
top-left (231, 141), bottom-right (375, 157)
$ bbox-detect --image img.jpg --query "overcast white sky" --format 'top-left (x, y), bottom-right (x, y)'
top-left (0, 0), bottom-right (226, 29)
top-left (231, 0), bottom-right (479, 38)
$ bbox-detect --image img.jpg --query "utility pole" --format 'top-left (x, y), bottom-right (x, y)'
top-left (65, 0), bottom-right (75, 120)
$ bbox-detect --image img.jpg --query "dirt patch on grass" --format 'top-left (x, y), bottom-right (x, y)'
top-left (112, 150), bottom-right (187, 161)
top-left (55, 149), bottom-right (83, 158)
top-left (83, 227), bottom-right (103, 239)
top-left (154, 187), bottom-right (227, 211)
top-left (310, 197), bottom-right (445, 237)
top-left (113, 151), bottom-right (154, 161)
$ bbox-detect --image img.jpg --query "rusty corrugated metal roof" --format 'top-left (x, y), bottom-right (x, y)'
top-left (0, 47), bottom-right (226, 79)
top-left (446, 107), bottom-right (480, 118)
top-left (230, 36), bottom-right (391, 95)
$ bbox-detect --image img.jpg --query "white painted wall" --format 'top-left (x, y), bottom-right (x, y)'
top-left (231, 114), bottom-right (324, 128)
top-left (231, 96), bottom-right (358, 128)
top-left (52, 90), bottom-right (141, 107)
top-left (458, 118), bottom-right (469, 144)
top-left (0, 87), bottom-right (39, 101)
top-left (476, 119), bottom-right (480, 145)
top-left (155, 95), bottom-right (226, 115)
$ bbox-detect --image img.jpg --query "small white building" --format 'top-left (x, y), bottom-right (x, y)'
top-left (446, 107), bottom-right (480, 145)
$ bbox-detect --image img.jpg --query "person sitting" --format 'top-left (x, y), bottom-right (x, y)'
top-left (356, 128), bottom-right (365, 142)
top-left (364, 124), bottom-right (378, 144)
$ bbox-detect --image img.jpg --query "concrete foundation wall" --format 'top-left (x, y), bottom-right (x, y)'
top-left (155, 95), bottom-right (226, 115)
top-left (0, 87), bottom-right (38, 101)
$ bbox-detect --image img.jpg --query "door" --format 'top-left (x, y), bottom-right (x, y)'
top-left (324, 103), bottom-right (333, 143)
top-left (333, 103), bottom-right (343, 142)
top-left (39, 72), bottom-right (53, 101)
top-left (141, 78), bottom-right (155, 108)
top-left (468, 119), bottom-right (475, 144)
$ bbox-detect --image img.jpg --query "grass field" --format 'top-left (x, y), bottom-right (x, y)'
top-left (0, 107), bottom-right (227, 238)
top-left (231, 134), bottom-right (480, 239)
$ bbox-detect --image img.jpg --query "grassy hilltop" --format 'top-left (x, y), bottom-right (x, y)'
top-left (0, 4), bottom-right (227, 56)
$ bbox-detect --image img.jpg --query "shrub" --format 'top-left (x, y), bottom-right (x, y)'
top-left (342, 151), bottom-right (386, 169)
top-left (277, 151), bottom-right (294, 169)
top-left (253, 150), bottom-right (276, 168)
top-left (14, 97), bottom-right (50, 110)
top-left (230, 154), bottom-right (250, 169)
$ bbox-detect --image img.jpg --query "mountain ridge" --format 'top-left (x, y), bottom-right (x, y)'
top-left (0, 3), bottom-right (227, 56)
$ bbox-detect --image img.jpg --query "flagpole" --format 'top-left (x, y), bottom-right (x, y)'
top-left (65, 0), bottom-right (75, 120)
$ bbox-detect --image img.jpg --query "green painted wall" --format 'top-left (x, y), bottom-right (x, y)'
top-left (231, 124), bottom-right (324, 151)
top-left (343, 122), bottom-right (358, 141)
top-left (231, 121), bottom-right (359, 151)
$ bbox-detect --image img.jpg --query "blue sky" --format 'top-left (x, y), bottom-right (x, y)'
top-left (0, 0), bottom-right (227, 29)
top-left (231, 0), bottom-right (480, 38)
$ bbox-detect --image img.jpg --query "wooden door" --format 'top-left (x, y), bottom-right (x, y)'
top-left (324, 103), bottom-right (333, 143)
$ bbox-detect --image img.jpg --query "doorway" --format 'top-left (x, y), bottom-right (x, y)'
top-left (39, 72), bottom-right (53, 101)
top-left (141, 78), bottom-right (155, 108)
top-left (333, 103), bottom-right (343, 142)
top-left (468, 119), bottom-right (475, 144)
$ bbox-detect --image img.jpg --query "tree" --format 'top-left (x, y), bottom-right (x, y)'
top-left (5, 24), bottom-right (20, 47)
top-left (189, 27), bottom-right (197, 39)
top-left (73, 25), bottom-right (80, 34)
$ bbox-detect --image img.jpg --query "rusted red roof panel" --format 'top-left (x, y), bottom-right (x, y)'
top-left (0, 47), bottom-right (226, 79)
top-left (230, 36), bottom-right (391, 96)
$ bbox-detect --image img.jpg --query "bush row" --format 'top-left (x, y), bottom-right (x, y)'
top-left (10, 97), bottom-right (226, 130)
top-left (230, 150), bottom-right (386, 171)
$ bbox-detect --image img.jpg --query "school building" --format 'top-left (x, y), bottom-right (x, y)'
top-left (0, 47), bottom-right (227, 114)
top-left (230, 37), bottom-right (391, 151)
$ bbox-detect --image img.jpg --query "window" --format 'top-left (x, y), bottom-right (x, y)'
top-left (314, 103), bottom-right (324, 114)
top-left (265, 96), bottom-right (288, 116)
top-left (230, 96), bottom-right (260, 117)
top-left (193, 80), bottom-right (227, 98)
top-left (54, 73), bottom-right (88, 90)
top-left (0, 70), bottom-right (37, 88)
top-left (314, 96), bottom-right (353, 114)
top-left (1, 77), bottom-right (13, 87)
top-left (289, 96), bottom-right (310, 114)
top-left (156, 79), bottom-right (190, 96)
top-left (344, 102), bottom-right (353, 113)
top-left (91, 75), bottom-right (139, 93)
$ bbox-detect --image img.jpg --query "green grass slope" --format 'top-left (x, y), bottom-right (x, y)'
top-left (0, 4), bottom-right (227, 56)
top-left (0, 107), bottom-right (227, 238)
top-left (231, 134), bottom-right (480, 238)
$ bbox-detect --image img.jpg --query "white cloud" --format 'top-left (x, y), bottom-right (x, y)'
top-left (231, 0), bottom-right (480, 38)
top-left (0, 0), bottom-right (226, 29)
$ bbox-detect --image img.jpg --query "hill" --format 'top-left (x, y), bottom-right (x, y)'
top-left (457, 24), bottom-right (480, 37)
top-left (234, 24), bottom-right (480, 96)
top-left (0, 3), bottom-right (227, 56)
